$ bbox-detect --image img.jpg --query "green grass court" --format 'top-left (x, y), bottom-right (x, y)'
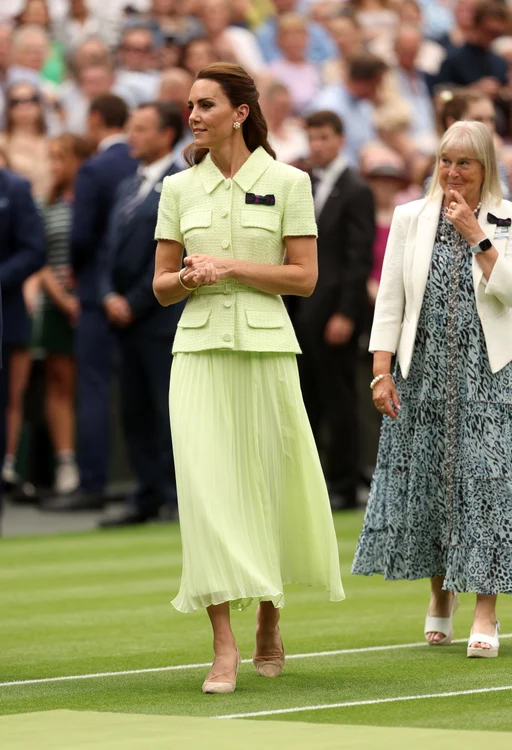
top-left (1, 512), bottom-right (511, 748)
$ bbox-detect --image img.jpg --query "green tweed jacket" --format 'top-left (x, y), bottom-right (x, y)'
top-left (154, 146), bottom-right (317, 354)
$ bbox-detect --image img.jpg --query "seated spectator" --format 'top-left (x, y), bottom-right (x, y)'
top-left (40, 133), bottom-right (94, 494)
top-left (9, 23), bottom-right (50, 89)
top-left (0, 23), bottom-right (12, 130)
top-left (71, 36), bottom-right (111, 71)
top-left (308, 52), bottom-right (387, 167)
top-left (261, 80), bottom-right (309, 163)
top-left (370, 1), bottom-right (446, 78)
top-left (55, 0), bottom-right (108, 53)
top-left (16, 0), bottom-right (66, 84)
top-left (63, 61), bottom-right (120, 134)
top-left (179, 36), bottom-right (219, 76)
top-left (322, 9), bottom-right (365, 86)
top-left (158, 66), bottom-right (194, 162)
top-left (436, 1), bottom-right (509, 98)
top-left (0, 80), bottom-right (52, 199)
top-left (438, 86), bottom-right (510, 197)
top-left (349, 0), bottom-right (398, 46)
top-left (198, 0), bottom-right (265, 76)
top-left (256, 0), bottom-right (337, 64)
top-left (147, 0), bottom-right (203, 47)
top-left (359, 143), bottom-right (409, 305)
top-left (435, 0), bottom-right (479, 57)
top-left (115, 24), bottom-right (161, 107)
top-left (269, 14), bottom-right (321, 115)
top-left (389, 24), bottom-right (437, 154)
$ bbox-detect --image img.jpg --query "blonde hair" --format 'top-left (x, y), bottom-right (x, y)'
top-left (277, 13), bottom-right (308, 34)
top-left (428, 120), bottom-right (502, 205)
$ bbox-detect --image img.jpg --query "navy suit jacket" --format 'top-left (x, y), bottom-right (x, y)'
top-left (99, 159), bottom-right (185, 338)
top-left (71, 141), bottom-right (137, 306)
top-left (0, 169), bottom-right (45, 349)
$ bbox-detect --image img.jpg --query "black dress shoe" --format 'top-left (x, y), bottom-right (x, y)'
top-left (41, 489), bottom-right (107, 512)
top-left (9, 481), bottom-right (40, 506)
top-left (98, 508), bottom-right (158, 528)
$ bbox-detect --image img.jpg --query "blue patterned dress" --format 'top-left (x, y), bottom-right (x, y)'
top-left (352, 209), bottom-right (512, 594)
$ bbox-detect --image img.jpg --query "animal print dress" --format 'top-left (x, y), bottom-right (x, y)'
top-left (352, 209), bottom-right (512, 594)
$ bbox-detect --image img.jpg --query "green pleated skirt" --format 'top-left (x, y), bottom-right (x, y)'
top-left (169, 350), bottom-right (345, 613)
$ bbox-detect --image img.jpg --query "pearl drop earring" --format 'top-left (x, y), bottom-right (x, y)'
top-left (233, 122), bottom-right (241, 130)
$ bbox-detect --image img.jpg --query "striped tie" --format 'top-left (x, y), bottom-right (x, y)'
top-left (120, 173), bottom-right (145, 225)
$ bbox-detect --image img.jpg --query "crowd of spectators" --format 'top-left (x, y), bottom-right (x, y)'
top-left (2, 0), bottom-right (512, 515)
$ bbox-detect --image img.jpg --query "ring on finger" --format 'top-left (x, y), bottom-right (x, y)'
top-left (450, 201), bottom-right (457, 209)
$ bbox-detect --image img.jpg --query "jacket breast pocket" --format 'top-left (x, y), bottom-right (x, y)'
top-left (241, 209), bottom-right (280, 261)
top-left (180, 209), bottom-right (212, 254)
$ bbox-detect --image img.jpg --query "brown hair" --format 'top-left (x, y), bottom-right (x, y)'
top-left (440, 87), bottom-right (492, 131)
top-left (89, 93), bottom-right (129, 129)
top-left (305, 110), bottom-right (344, 135)
top-left (348, 53), bottom-right (387, 81)
top-left (184, 62), bottom-right (276, 166)
top-left (474, 0), bottom-right (508, 26)
top-left (5, 83), bottom-right (46, 136)
top-left (48, 133), bottom-right (94, 205)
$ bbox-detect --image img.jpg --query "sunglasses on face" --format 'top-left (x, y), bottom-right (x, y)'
top-left (122, 44), bottom-right (152, 54)
top-left (9, 95), bottom-right (40, 107)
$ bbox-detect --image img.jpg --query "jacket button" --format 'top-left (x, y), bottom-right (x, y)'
top-left (224, 299), bottom-right (232, 308)
top-left (224, 179), bottom-right (231, 190)
top-left (221, 209), bottom-right (229, 218)
top-left (223, 333), bottom-right (232, 342)
top-left (221, 240), bottom-right (229, 249)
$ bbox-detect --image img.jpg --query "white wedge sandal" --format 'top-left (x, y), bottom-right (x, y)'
top-left (424, 593), bottom-right (460, 645)
top-left (467, 622), bottom-right (500, 658)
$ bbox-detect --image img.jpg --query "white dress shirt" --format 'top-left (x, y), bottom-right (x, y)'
top-left (97, 133), bottom-right (127, 153)
top-left (312, 153), bottom-right (347, 217)
top-left (137, 152), bottom-right (175, 201)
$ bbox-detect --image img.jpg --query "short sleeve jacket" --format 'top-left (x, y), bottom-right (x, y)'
top-left (155, 146), bottom-right (317, 354)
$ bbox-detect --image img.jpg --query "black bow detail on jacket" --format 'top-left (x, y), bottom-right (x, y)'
top-left (487, 212), bottom-right (511, 227)
top-left (245, 193), bottom-right (276, 206)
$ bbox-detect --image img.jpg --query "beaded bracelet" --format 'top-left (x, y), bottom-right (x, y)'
top-left (178, 268), bottom-right (199, 292)
top-left (370, 373), bottom-right (392, 390)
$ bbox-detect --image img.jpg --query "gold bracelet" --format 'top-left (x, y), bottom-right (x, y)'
top-left (178, 268), bottom-right (199, 292)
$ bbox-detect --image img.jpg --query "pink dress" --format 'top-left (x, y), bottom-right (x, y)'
top-left (370, 224), bottom-right (390, 283)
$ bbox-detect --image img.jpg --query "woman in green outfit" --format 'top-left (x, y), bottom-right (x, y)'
top-left (40, 133), bottom-right (93, 494)
top-left (154, 63), bottom-right (344, 695)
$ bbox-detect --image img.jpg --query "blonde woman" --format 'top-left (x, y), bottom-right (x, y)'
top-left (353, 121), bottom-right (512, 659)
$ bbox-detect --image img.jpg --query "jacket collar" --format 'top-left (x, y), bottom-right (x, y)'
top-left (198, 146), bottom-right (273, 194)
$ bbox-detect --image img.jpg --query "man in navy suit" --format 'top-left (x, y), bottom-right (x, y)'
top-left (0, 170), bottom-right (45, 514)
top-left (97, 101), bottom-right (185, 526)
top-left (54, 94), bottom-right (138, 511)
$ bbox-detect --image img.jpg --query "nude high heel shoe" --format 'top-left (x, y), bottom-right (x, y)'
top-left (467, 622), bottom-right (500, 658)
top-left (424, 593), bottom-right (459, 645)
top-left (202, 651), bottom-right (241, 694)
top-left (253, 629), bottom-right (285, 677)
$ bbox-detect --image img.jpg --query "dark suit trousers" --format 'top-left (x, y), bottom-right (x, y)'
top-left (76, 307), bottom-right (113, 493)
top-left (298, 330), bottom-right (360, 501)
top-left (117, 330), bottom-right (177, 514)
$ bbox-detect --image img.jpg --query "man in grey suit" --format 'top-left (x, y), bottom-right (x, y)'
top-left (98, 101), bottom-right (186, 527)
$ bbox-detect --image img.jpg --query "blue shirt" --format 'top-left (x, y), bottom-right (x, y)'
top-left (256, 18), bottom-right (336, 64)
top-left (394, 68), bottom-right (436, 142)
top-left (307, 84), bottom-right (376, 168)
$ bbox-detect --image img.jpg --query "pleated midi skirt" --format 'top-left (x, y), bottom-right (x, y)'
top-left (169, 350), bottom-right (345, 613)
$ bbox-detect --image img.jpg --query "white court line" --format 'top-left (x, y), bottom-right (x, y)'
top-left (214, 685), bottom-right (512, 720)
top-left (2, 634), bottom-right (511, 689)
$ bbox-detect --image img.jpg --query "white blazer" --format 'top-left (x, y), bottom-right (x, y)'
top-left (370, 195), bottom-right (512, 377)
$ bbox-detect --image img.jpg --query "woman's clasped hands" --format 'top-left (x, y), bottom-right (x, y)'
top-left (181, 254), bottom-right (234, 288)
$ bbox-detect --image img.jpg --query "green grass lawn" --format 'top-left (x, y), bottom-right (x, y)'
top-left (1, 512), bottom-right (511, 734)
